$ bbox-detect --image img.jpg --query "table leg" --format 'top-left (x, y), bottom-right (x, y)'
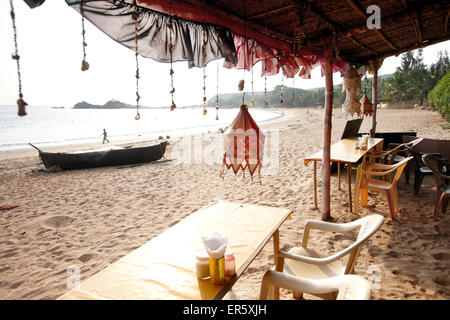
top-left (273, 229), bottom-right (282, 300)
top-left (313, 161), bottom-right (318, 209)
top-left (347, 163), bottom-right (352, 213)
top-left (354, 163), bottom-right (362, 213)
top-left (338, 162), bottom-right (341, 190)
top-left (314, 161), bottom-right (318, 209)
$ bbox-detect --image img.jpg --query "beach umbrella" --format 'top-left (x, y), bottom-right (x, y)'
top-left (220, 104), bottom-right (265, 181)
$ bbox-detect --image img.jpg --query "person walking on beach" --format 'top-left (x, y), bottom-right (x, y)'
top-left (102, 129), bottom-right (109, 144)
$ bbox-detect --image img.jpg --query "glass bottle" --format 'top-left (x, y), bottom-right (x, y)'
top-left (225, 252), bottom-right (236, 276)
top-left (209, 256), bottom-right (225, 285)
top-left (195, 250), bottom-right (210, 279)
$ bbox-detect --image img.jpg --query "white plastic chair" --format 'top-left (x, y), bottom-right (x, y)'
top-left (260, 271), bottom-right (371, 300)
top-left (275, 214), bottom-right (384, 299)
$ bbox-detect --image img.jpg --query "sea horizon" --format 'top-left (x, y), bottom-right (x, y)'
top-left (0, 105), bottom-right (284, 152)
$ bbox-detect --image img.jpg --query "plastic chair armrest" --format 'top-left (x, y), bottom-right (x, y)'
top-left (279, 242), bottom-right (360, 266)
top-left (302, 220), bottom-right (358, 248)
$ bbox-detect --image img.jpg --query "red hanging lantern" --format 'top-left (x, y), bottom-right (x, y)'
top-left (221, 104), bottom-right (265, 180)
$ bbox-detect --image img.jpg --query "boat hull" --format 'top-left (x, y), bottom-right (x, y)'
top-left (39, 142), bottom-right (167, 170)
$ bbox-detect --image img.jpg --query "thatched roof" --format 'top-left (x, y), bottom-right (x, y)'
top-left (176, 0), bottom-right (450, 64)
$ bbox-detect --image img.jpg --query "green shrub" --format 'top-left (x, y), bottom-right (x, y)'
top-left (428, 71), bottom-right (450, 121)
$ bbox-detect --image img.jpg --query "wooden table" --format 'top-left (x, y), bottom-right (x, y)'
top-left (304, 137), bottom-right (384, 213)
top-left (58, 201), bottom-right (292, 300)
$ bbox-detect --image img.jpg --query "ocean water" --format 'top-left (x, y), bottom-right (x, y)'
top-left (0, 105), bottom-right (282, 151)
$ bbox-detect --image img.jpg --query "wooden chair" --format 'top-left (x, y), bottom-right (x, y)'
top-left (260, 271), bottom-right (371, 300)
top-left (273, 215), bottom-right (383, 300)
top-left (422, 154), bottom-right (450, 217)
top-left (358, 157), bottom-right (412, 220)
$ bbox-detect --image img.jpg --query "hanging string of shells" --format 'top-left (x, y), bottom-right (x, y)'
top-left (263, 2), bottom-right (269, 107)
top-left (9, 0), bottom-right (27, 116)
top-left (292, 26), bottom-right (297, 105)
top-left (250, 41), bottom-right (255, 107)
top-left (263, 46), bottom-right (268, 107)
top-left (201, 1), bottom-right (208, 116)
top-left (202, 28), bottom-right (208, 116)
top-left (168, 0), bottom-right (176, 111)
top-left (132, 0), bottom-right (141, 120)
top-left (216, 62), bottom-right (220, 120)
top-left (80, 0), bottom-right (89, 72)
top-left (280, 75), bottom-right (284, 104)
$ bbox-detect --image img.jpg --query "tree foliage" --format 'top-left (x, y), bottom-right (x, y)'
top-left (380, 50), bottom-right (450, 105)
top-left (428, 70), bottom-right (450, 121)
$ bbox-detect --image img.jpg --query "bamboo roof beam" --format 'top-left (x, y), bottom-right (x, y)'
top-left (349, 35), bottom-right (377, 55)
top-left (364, 33), bottom-right (450, 63)
top-left (444, 9), bottom-right (449, 32)
top-left (181, 0), bottom-right (294, 45)
top-left (411, 11), bottom-right (423, 44)
top-left (344, 0), bottom-right (398, 50)
top-left (249, 4), bottom-right (296, 20)
top-left (401, 0), bottom-right (423, 44)
top-left (304, 0), bottom-right (443, 47)
top-left (292, 0), bottom-right (378, 56)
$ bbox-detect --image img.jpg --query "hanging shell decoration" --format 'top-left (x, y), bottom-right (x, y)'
top-left (342, 67), bottom-right (361, 117)
top-left (238, 79), bottom-right (245, 91)
top-left (17, 98), bottom-right (28, 117)
top-left (360, 93), bottom-right (373, 117)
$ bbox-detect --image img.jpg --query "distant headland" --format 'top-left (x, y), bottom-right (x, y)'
top-left (73, 99), bottom-right (195, 109)
top-left (74, 99), bottom-right (141, 109)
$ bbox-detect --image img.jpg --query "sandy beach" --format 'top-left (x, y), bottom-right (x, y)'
top-left (0, 107), bottom-right (449, 300)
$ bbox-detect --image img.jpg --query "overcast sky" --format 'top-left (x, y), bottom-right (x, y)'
top-left (1, 0), bottom-right (449, 107)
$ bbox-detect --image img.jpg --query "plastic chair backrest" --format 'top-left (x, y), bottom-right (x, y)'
top-left (404, 137), bottom-right (423, 149)
top-left (422, 154), bottom-right (450, 187)
top-left (391, 157), bottom-right (413, 185)
top-left (405, 145), bottom-right (425, 169)
top-left (345, 215), bottom-right (384, 273)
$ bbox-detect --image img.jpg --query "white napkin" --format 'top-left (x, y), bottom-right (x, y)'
top-left (202, 232), bottom-right (228, 259)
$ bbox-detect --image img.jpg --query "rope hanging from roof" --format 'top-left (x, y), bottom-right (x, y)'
top-left (216, 62), bottom-right (220, 120)
top-left (239, 0), bottom-right (247, 105)
top-left (201, 0), bottom-right (208, 116)
top-left (168, 0), bottom-right (176, 111)
top-left (292, 25), bottom-right (297, 105)
top-left (280, 75), bottom-right (284, 104)
top-left (9, 0), bottom-right (27, 117)
top-left (263, 1), bottom-right (269, 107)
top-left (250, 41), bottom-right (255, 107)
top-left (80, 0), bottom-right (89, 72)
top-left (132, 0), bottom-right (141, 120)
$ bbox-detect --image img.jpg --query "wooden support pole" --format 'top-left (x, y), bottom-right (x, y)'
top-left (322, 39), bottom-right (333, 221)
top-left (370, 59), bottom-right (379, 138)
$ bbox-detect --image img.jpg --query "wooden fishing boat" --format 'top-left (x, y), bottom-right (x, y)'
top-left (30, 142), bottom-right (167, 170)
